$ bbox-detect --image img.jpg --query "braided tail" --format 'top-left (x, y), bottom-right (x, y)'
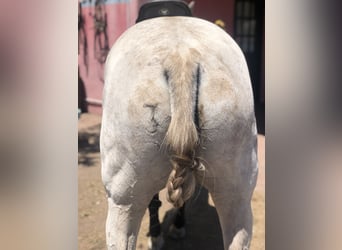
top-left (163, 49), bottom-right (202, 208)
top-left (167, 154), bottom-right (202, 207)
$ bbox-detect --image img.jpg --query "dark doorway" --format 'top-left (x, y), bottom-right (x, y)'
top-left (234, 0), bottom-right (264, 134)
top-left (234, 0), bottom-right (264, 103)
top-left (78, 69), bottom-right (88, 113)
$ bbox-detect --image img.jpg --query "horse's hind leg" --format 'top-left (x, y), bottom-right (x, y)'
top-left (105, 195), bottom-right (147, 250)
top-left (148, 194), bottom-right (162, 237)
top-left (168, 203), bottom-right (186, 239)
top-left (210, 188), bottom-right (254, 250)
top-left (204, 134), bottom-right (258, 250)
top-left (147, 194), bottom-right (164, 250)
top-left (102, 145), bottom-right (169, 250)
top-left (103, 162), bottom-right (162, 250)
top-left (173, 203), bottom-right (186, 229)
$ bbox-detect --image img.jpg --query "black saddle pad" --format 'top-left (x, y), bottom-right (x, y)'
top-left (136, 1), bottom-right (192, 23)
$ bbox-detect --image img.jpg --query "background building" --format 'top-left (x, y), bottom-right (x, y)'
top-left (78, 0), bottom-right (264, 119)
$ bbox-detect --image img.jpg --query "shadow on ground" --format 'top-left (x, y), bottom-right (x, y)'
top-left (159, 187), bottom-right (224, 250)
top-left (78, 124), bottom-right (101, 167)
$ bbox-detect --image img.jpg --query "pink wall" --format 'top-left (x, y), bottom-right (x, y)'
top-left (78, 0), bottom-right (138, 114)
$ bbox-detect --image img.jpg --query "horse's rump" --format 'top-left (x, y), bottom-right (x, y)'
top-left (102, 16), bottom-right (255, 206)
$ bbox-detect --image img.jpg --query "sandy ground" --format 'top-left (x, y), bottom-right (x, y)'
top-left (78, 113), bottom-right (265, 250)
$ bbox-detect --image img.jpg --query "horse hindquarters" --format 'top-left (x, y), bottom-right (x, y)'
top-left (101, 15), bottom-right (258, 250)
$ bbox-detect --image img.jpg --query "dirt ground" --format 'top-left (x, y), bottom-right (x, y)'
top-left (78, 113), bottom-right (265, 250)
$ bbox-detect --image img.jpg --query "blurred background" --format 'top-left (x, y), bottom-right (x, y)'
top-left (1, 0), bottom-right (341, 249)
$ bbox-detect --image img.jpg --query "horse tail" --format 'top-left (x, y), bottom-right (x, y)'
top-left (163, 48), bottom-right (203, 208)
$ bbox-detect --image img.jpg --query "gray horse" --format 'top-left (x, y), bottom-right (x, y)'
top-left (101, 12), bottom-right (258, 250)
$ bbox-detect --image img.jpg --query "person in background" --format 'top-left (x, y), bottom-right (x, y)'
top-left (214, 19), bottom-right (226, 30)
